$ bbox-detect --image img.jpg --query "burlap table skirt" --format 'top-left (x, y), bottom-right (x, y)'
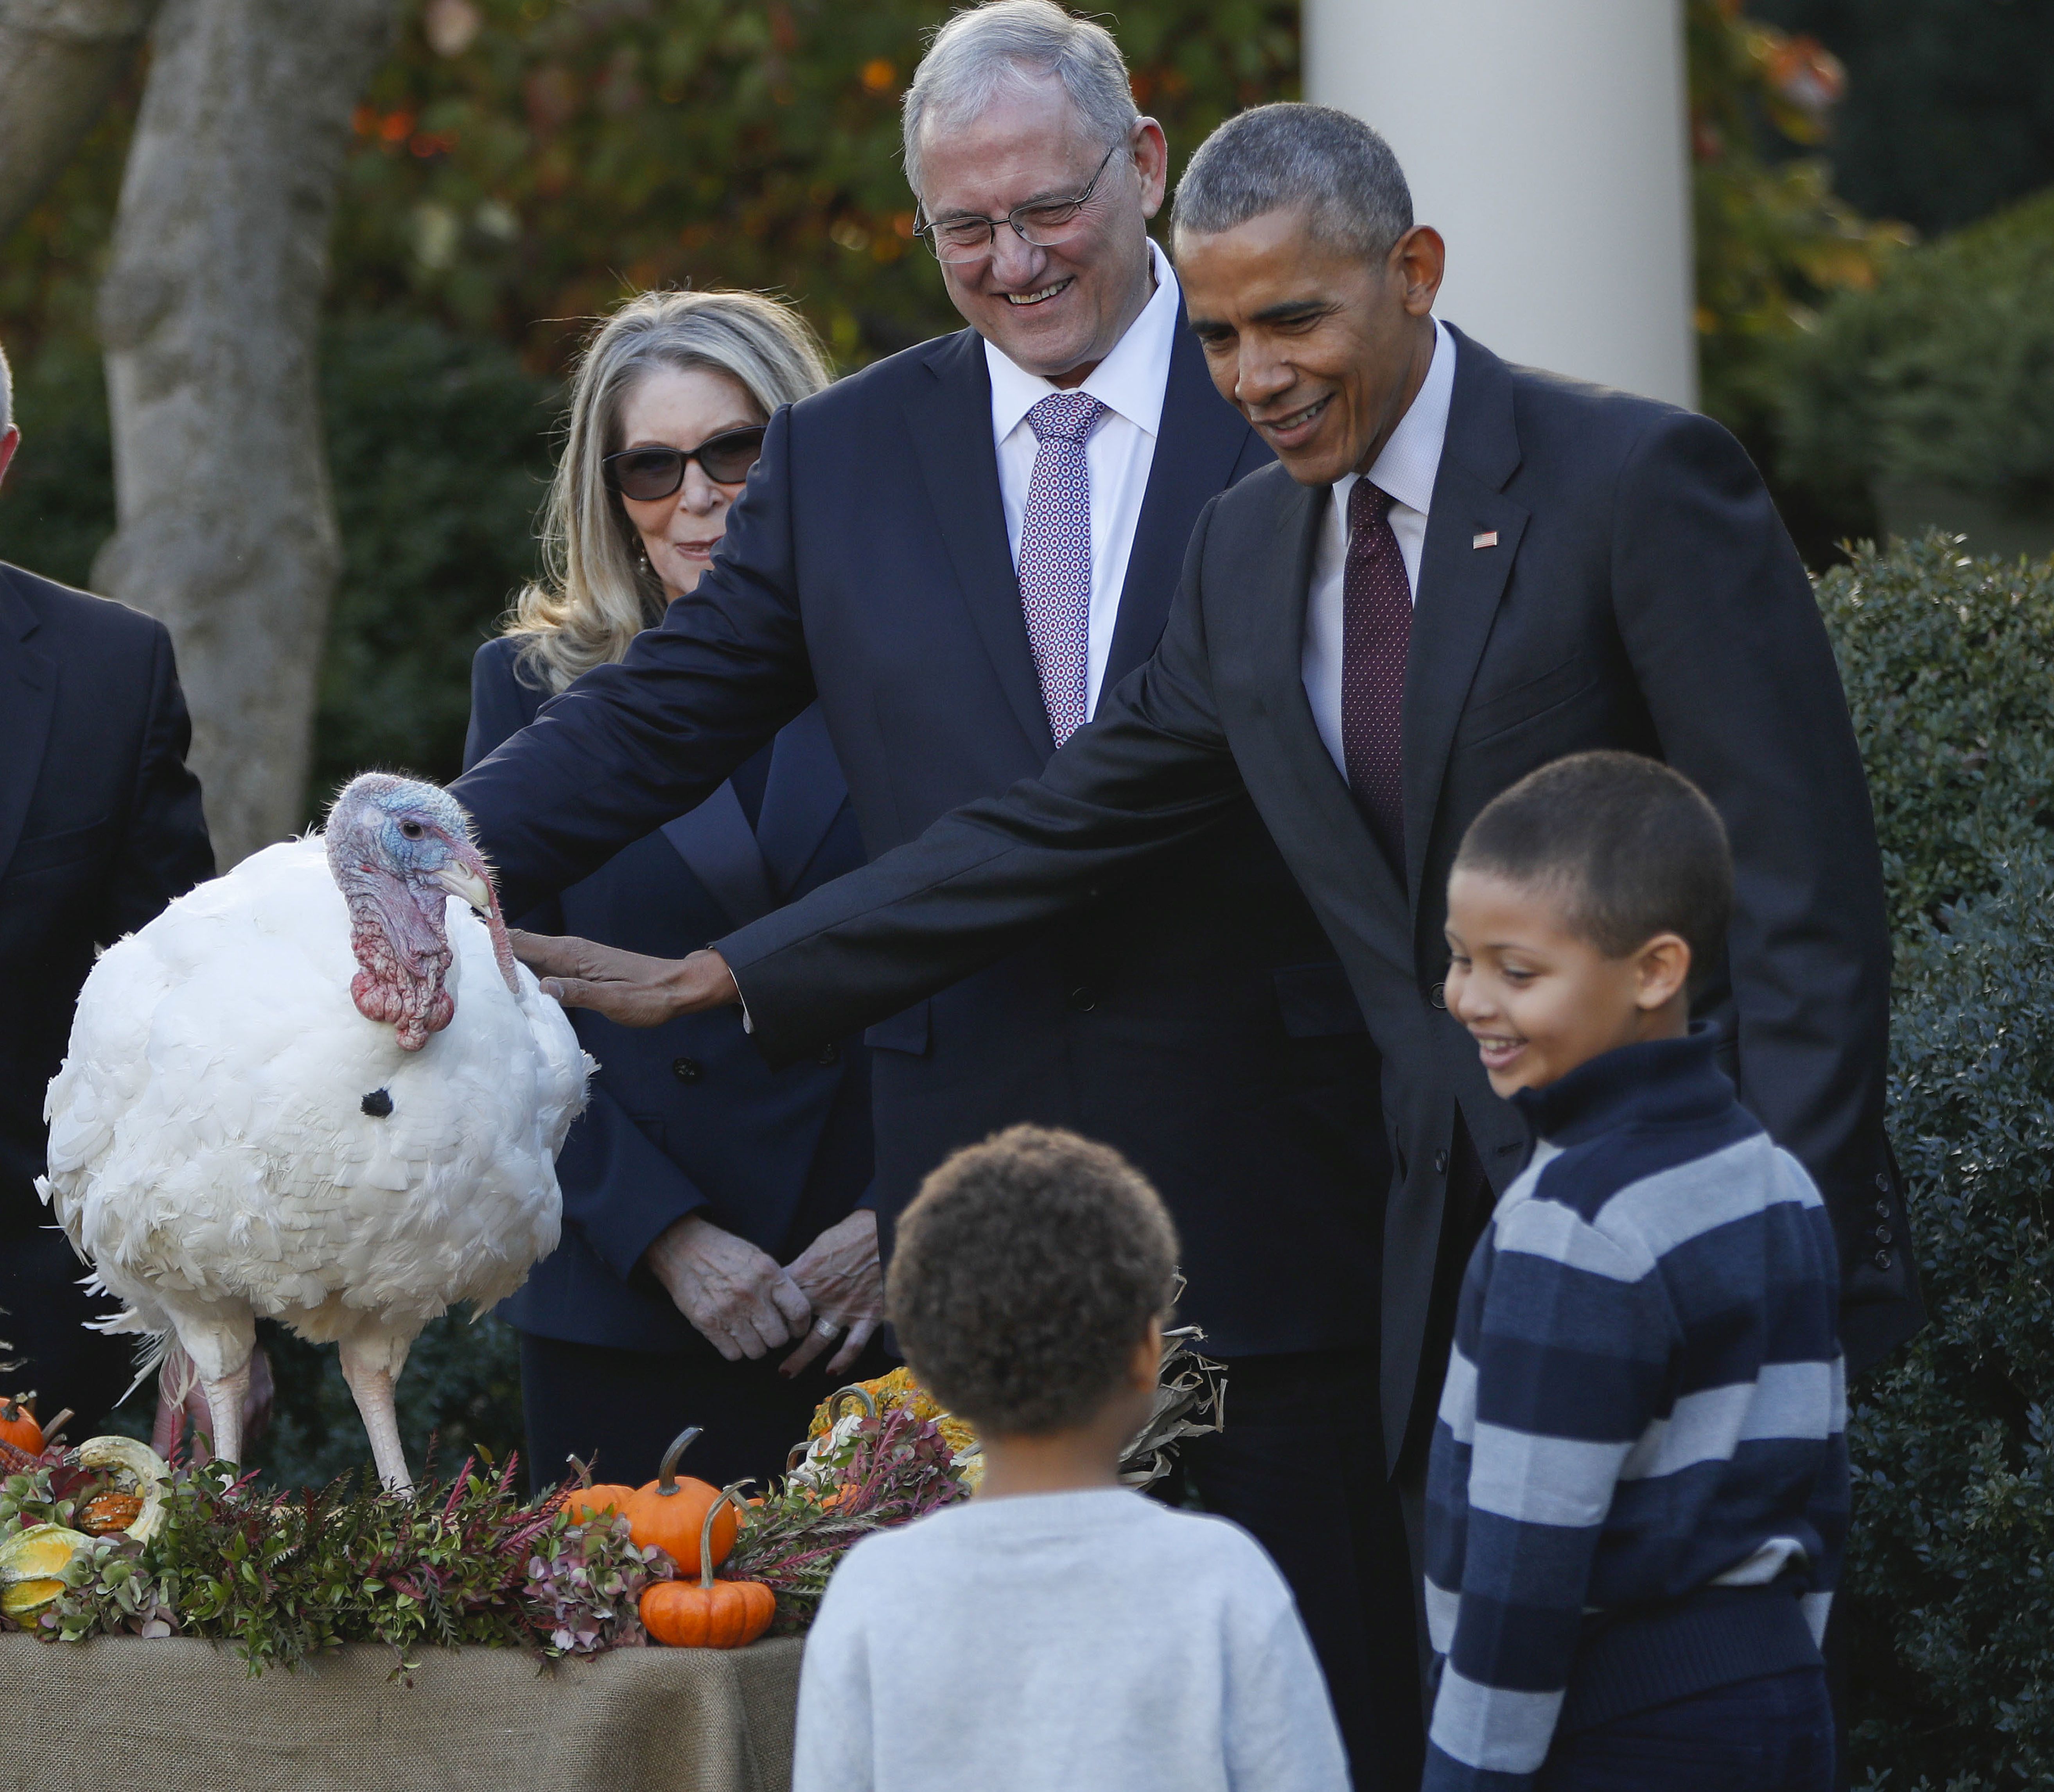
top-left (0, 1632), bottom-right (803, 1791)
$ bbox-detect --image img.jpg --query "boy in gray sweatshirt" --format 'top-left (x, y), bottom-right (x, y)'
top-left (792, 1124), bottom-right (1347, 1792)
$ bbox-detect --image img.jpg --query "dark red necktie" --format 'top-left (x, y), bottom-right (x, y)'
top-left (1340, 478), bottom-right (1410, 869)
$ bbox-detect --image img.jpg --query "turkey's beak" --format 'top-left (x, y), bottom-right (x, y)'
top-left (436, 862), bottom-right (495, 911)
top-left (439, 841), bottom-right (521, 996)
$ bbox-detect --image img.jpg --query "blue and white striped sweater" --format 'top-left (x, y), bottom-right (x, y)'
top-left (1422, 1030), bottom-right (1849, 1792)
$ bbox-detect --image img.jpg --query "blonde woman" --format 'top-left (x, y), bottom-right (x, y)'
top-left (464, 290), bottom-right (883, 1490)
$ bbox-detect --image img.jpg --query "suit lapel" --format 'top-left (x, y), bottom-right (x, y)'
top-left (1402, 328), bottom-right (1530, 902)
top-left (0, 568), bottom-right (57, 880)
top-left (1100, 314), bottom-right (1258, 690)
top-left (661, 787), bottom-right (778, 931)
top-left (755, 702), bottom-right (850, 897)
top-left (901, 330), bottom-right (1054, 760)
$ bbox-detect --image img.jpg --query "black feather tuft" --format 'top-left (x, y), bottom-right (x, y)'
top-left (361, 1088), bottom-right (394, 1118)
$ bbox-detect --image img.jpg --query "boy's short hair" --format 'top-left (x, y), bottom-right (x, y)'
top-left (1454, 751), bottom-right (1733, 990)
top-left (886, 1125), bottom-right (1178, 1437)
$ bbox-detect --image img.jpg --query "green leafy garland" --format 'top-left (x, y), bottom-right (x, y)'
top-left (0, 1448), bottom-right (669, 1674)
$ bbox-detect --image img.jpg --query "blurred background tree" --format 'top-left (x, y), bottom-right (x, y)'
top-left (1753, 0), bottom-right (2054, 237)
top-left (1686, 0), bottom-right (1912, 556)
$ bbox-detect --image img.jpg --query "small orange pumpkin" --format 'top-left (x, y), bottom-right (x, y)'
top-left (625, 1427), bottom-right (734, 1569)
top-left (567, 1484), bottom-right (637, 1522)
top-left (639, 1484), bottom-right (774, 1648)
top-left (0, 1394), bottom-right (43, 1456)
top-left (560, 1453), bottom-right (638, 1525)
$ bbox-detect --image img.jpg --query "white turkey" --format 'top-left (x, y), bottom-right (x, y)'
top-left (38, 773), bottom-right (590, 1491)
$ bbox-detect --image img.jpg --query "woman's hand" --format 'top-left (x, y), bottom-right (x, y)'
top-left (777, 1209), bottom-right (884, 1379)
top-left (646, 1213), bottom-right (813, 1361)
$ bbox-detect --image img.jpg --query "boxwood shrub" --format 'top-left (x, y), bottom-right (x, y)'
top-left (1777, 187), bottom-right (2054, 529)
top-left (1821, 533), bottom-right (2054, 1788)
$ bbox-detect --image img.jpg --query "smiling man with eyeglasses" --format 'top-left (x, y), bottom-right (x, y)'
top-left (454, 9), bottom-right (1406, 1779)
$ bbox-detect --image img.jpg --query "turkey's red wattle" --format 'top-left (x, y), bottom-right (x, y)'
top-left (334, 861), bottom-right (460, 1053)
top-left (347, 915), bottom-right (455, 1051)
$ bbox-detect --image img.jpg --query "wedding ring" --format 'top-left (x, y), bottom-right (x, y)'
top-left (814, 1318), bottom-right (842, 1340)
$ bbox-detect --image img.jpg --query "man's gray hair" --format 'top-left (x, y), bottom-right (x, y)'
top-left (1173, 103), bottom-right (1414, 263)
top-left (902, 0), bottom-right (1138, 204)
top-left (0, 338), bottom-right (12, 436)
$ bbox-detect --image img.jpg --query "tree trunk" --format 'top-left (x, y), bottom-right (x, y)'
top-left (0, 0), bottom-right (163, 243)
top-left (92, 0), bottom-right (396, 868)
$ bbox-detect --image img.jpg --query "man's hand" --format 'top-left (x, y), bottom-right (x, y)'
top-left (510, 931), bottom-right (741, 1027)
top-left (777, 1208), bottom-right (884, 1379)
top-left (646, 1213), bottom-right (813, 1361)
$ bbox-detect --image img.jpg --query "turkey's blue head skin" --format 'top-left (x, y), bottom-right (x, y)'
top-left (324, 773), bottom-right (519, 1050)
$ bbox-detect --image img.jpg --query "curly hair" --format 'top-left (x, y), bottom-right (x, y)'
top-left (886, 1125), bottom-right (1178, 1437)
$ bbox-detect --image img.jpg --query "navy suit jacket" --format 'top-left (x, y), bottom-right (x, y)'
top-left (1, 562), bottom-right (214, 1237)
top-left (453, 303), bottom-right (1389, 1360)
top-left (466, 639), bottom-right (872, 1354)
top-left (703, 329), bottom-right (1924, 1460)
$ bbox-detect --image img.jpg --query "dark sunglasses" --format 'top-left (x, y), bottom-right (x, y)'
top-left (602, 425), bottom-right (766, 500)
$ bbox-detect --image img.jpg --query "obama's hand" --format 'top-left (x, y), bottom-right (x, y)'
top-left (509, 931), bottom-right (742, 1027)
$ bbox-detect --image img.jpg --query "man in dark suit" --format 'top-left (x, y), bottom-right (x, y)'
top-left (452, 11), bottom-right (1407, 1772)
top-left (0, 341), bottom-right (215, 1437)
top-left (522, 101), bottom-right (1925, 1711)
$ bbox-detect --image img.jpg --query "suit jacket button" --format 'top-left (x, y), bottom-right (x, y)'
top-left (1876, 1171), bottom-right (1891, 1191)
top-left (1875, 1199), bottom-right (1892, 1218)
top-left (816, 1042), bottom-right (840, 1066)
top-left (1429, 982), bottom-right (1447, 1010)
top-left (1434, 1149), bottom-right (1449, 1174)
top-left (1873, 1249), bottom-right (1893, 1270)
top-left (1874, 1225), bottom-right (1894, 1245)
top-left (671, 1057), bottom-right (703, 1083)
top-left (1068, 986), bottom-right (1097, 1012)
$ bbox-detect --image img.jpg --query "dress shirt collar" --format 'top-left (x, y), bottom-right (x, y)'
top-left (1332, 315), bottom-right (1456, 517)
top-left (985, 238), bottom-right (1180, 444)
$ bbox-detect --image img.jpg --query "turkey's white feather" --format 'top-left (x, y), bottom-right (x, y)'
top-left (40, 837), bottom-right (591, 1349)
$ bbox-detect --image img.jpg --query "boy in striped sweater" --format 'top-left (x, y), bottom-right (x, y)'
top-left (1426, 751), bottom-right (1848, 1792)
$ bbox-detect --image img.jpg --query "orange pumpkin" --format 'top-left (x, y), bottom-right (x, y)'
top-left (639, 1485), bottom-right (774, 1648)
top-left (558, 1453), bottom-right (637, 1525)
top-left (0, 1394), bottom-right (43, 1456)
top-left (567, 1484), bottom-right (637, 1522)
top-left (625, 1426), bottom-right (735, 1569)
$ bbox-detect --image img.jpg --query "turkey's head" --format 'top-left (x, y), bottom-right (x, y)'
top-left (325, 773), bottom-right (521, 1051)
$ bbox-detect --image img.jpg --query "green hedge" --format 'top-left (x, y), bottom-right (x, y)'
top-left (1778, 187), bottom-right (2054, 527)
top-left (1821, 534), bottom-right (2054, 1788)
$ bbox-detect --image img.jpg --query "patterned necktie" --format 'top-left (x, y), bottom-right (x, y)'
top-left (1017, 390), bottom-right (1105, 747)
top-left (1341, 478), bottom-right (1411, 868)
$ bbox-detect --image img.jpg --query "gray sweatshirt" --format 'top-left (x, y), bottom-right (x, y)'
top-left (792, 1486), bottom-right (1348, 1792)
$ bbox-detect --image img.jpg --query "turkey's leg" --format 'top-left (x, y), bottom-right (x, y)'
top-left (200, 1361), bottom-right (251, 1469)
top-left (339, 1328), bottom-right (414, 1493)
top-left (161, 1300), bottom-right (256, 1469)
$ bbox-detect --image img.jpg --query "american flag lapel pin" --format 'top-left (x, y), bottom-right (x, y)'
top-left (1472, 530), bottom-right (1499, 550)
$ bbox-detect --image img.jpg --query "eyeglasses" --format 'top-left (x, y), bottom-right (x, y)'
top-left (914, 143), bottom-right (1121, 265)
top-left (602, 425), bottom-right (767, 500)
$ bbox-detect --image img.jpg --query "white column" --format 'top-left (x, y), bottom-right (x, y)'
top-left (1302, 0), bottom-right (1697, 410)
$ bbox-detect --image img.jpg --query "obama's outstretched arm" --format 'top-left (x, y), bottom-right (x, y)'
top-left (516, 502), bottom-right (1250, 1052)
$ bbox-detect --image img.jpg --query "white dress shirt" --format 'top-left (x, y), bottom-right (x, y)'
top-left (1302, 317), bottom-right (1457, 778)
top-left (987, 239), bottom-right (1180, 719)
